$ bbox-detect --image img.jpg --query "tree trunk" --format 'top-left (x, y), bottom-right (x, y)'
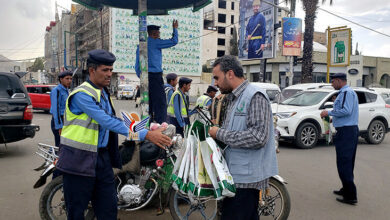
top-left (301, 0), bottom-right (319, 83)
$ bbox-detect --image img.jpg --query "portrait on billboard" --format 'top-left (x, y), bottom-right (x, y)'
top-left (239, 0), bottom-right (275, 60)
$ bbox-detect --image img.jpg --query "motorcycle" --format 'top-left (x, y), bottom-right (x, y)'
top-left (34, 139), bottom-right (218, 220)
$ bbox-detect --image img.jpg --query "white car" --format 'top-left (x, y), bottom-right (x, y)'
top-left (252, 82), bottom-right (281, 103)
top-left (281, 83), bottom-right (331, 101)
top-left (117, 85), bottom-right (135, 100)
top-left (369, 87), bottom-right (390, 104)
top-left (272, 87), bottom-right (390, 149)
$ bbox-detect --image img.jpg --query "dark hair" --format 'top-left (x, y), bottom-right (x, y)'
top-left (213, 55), bottom-right (244, 78)
top-left (179, 80), bottom-right (191, 88)
top-left (87, 62), bottom-right (99, 74)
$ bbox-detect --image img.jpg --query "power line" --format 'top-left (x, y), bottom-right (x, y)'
top-left (0, 57), bottom-right (42, 62)
top-left (318, 7), bottom-right (390, 38)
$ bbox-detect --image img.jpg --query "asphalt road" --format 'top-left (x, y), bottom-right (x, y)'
top-left (0, 99), bottom-right (389, 220)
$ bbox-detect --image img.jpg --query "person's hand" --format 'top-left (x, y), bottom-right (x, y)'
top-left (247, 35), bottom-right (252, 40)
top-left (208, 126), bottom-right (219, 139)
top-left (59, 129), bottom-right (62, 135)
top-left (145, 127), bottom-right (172, 149)
top-left (260, 44), bottom-right (265, 50)
top-left (173, 19), bottom-right (178, 29)
top-left (211, 119), bottom-right (217, 125)
top-left (320, 110), bottom-right (329, 118)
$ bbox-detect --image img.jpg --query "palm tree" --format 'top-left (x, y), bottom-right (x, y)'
top-left (286, 0), bottom-right (333, 83)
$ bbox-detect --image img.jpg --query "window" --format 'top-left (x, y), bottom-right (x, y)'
top-left (365, 92), bottom-right (378, 103)
top-left (217, 27), bottom-right (226, 34)
top-left (217, 50), bottom-right (225, 57)
top-left (218, 14), bottom-right (226, 23)
top-left (218, 0), bottom-right (226, 9)
top-left (27, 87), bottom-right (38, 93)
top-left (0, 76), bottom-right (11, 98)
top-left (356, 91), bottom-right (367, 104)
top-left (218, 38), bottom-right (226, 46)
top-left (231, 2), bottom-right (235, 10)
top-left (231, 15), bottom-right (234, 24)
top-left (230, 27), bottom-right (234, 35)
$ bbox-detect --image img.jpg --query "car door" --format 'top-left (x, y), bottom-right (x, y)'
top-left (40, 86), bottom-right (52, 110)
top-left (27, 86), bottom-right (41, 109)
top-left (356, 91), bottom-right (375, 131)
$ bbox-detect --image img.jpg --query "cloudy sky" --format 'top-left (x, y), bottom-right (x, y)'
top-left (1, 0), bottom-right (390, 61)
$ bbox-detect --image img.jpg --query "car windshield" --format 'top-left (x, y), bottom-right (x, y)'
top-left (123, 86), bottom-right (132, 91)
top-left (281, 91), bottom-right (330, 106)
top-left (281, 89), bottom-right (301, 100)
top-left (266, 90), bottom-right (280, 102)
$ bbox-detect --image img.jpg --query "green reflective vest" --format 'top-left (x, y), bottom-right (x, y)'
top-left (60, 82), bottom-right (101, 152)
top-left (196, 95), bottom-right (211, 108)
top-left (167, 90), bottom-right (188, 118)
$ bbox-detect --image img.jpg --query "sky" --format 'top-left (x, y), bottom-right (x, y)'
top-left (0, 0), bottom-right (390, 61)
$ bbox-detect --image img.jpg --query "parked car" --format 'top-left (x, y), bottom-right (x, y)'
top-left (252, 82), bottom-right (281, 103)
top-left (25, 85), bottom-right (56, 113)
top-left (0, 72), bottom-right (39, 144)
top-left (281, 83), bottom-right (331, 101)
top-left (117, 84), bottom-right (135, 100)
top-left (369, 87), bottom-right (390, 104)
top-left (272, 87), bottom-right (390, 149)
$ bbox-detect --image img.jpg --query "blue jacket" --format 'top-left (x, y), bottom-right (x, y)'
top-left (135, 28), bottom-right (178, 76)
top-left (224, 84), bottom-right (278, 183)
top-left (329, 85), bottom-right (359, 128)
top-left (50, 84), bottom-right (69, 129)
top-left (164, 83), bottom-right (175, 106)
top-left (246, 12), bottom-right (266, 58)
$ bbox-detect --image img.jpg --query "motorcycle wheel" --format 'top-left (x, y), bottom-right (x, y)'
top-left (258, 177), bottom-right (291, 220)
top-left (39, 176), bottom-right (95, 220)
top-left (169, 189), bottom-right (218, 220)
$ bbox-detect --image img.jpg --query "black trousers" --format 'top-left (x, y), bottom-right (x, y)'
top-left (221, 188), bottom-right (259, 220)
top-left (62, 149), bottom-right (117, 220)
top-left (334, 125), bottom-right (359, 200)
top-left (148, 72), bottom-right (167, 124)
top-left (51, 116), bottom-right (61, 147)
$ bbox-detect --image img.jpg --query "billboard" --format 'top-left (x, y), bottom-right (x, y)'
top-left (282, 17), bottom-right (302, 56)
top-left (238, 0), bottom-right (277, 60)
top-left (328, 28), bottom-right (351, 66)
top-left (111, 8), bottom-right (202, 75)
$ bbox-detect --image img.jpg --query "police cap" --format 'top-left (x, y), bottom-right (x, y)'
top-left (87, 49), bottom-right (116, 66)
top-left (147, 25), bottom-right (160, 32)
top-left (166, 73), bottom-right (178, 81)
top-left (330, 72), bottom-right (347, 80)
top-left (207, 85), bottom-right (218, 93)
top-left (179, 77), bottom-right (192, 85)
top-left (58, 70), bottom-right (73, 79)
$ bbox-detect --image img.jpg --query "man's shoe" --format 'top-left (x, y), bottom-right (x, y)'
top-left (333, 190), bottom-right (343, 196)
top-left (336, 197), bottom-right (357, 205)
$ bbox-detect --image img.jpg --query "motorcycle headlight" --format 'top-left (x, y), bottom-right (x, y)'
top-left (276, 112), bottom-right (297, 119)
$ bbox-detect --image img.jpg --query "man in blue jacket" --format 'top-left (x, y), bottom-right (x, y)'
top-left (245, 0), bottom-right (266, 59)
top-left (321, 73), bottom-right (359, 205)
top-left (164, 73), bottom-right (178, 106)
top-left (135, 20), bottom-right (179, 124)
top-left (56, 49), bottom-right (171, 220)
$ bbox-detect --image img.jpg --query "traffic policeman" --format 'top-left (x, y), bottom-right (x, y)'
top-left (56, 49), bottom-right (171, 220)
top-left (320, 73), bottom-right (359, 205)
top-left (164, 73), bottom-right (178, 106)
top-left (196, 85), bottom-right (218, 109)
top-left (50, 70), bottom-right (72, 147)
top-left (135, 20), bottom-right (179, 124)
top-left (246, 0), bottom-right (266, 58)
top-left (167, 77), bottom-right (192, 136)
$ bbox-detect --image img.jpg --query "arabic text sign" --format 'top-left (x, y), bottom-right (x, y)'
top-left (329, 28), bottom-right (351, 66)
top-left (282, 17), bottom-right (302, 56)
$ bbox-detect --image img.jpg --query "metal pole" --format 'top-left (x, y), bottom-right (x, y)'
top-left (139, 0), bottom-right (149, 120)
top-left (326, 26), bottom-right (330, 83)
top-left (64, 31), bottom-right (67, 69)
top-left (75, 34), bottom-right (78, 69)
top-left (288, 0), bottom-right (295, 86)
top-left (263, 59), bottom-right (267, 82)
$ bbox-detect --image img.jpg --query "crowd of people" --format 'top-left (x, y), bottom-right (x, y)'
top-left (49, 18), bottom-right (359, 220)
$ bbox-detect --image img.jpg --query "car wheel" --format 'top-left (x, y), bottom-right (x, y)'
top-left (365, 120), bottom-right (386, 144)
top-left (295, 122), bottom-right (319, 149)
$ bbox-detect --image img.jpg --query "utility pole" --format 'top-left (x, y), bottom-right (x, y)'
top-left (288, 0), bottom-right (296, 86)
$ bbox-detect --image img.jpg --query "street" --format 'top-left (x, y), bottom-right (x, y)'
top-left (0, 99), bottom-right (389, 220)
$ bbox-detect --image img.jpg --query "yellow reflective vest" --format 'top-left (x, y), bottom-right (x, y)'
top-left (167, 90), bottom-right (188, 118)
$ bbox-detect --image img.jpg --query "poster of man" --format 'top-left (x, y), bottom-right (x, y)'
top-left (239, 0), bottom-right (276, 60)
